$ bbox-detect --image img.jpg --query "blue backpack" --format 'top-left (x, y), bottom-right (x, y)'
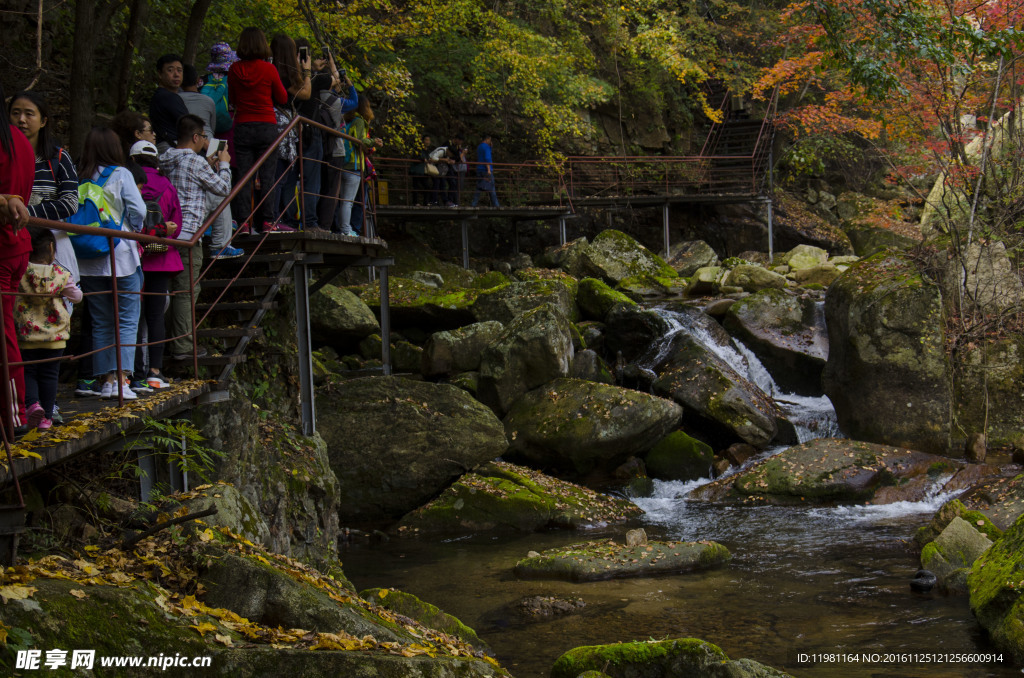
top-left (64, 167), bottom-right (123, 259)
top-left (201, 77), bottom-right (232, 136)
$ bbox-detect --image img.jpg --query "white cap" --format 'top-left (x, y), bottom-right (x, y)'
top-left (129, 140), bottom-right (158, 158)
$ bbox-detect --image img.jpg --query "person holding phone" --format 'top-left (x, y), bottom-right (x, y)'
top-left (293, 37), bottom-right (338, 231)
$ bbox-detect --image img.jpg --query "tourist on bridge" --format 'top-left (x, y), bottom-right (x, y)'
top-left (470, 134), bottom-right (500, 207)
top-left (149, 54), bottom-right (189, 154)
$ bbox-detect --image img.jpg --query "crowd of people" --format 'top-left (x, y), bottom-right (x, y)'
top-left (408, 134), bottom-right (501, 208)
top-left (0, 26), bottom-right (388, 438)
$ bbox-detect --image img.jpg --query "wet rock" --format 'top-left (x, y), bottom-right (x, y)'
top-left (685, 266), bottom-right (724, 296)
top-left (688, 438), bottom-right (973, 506)
top-left (921, 517), bottom-right (992, 594)
top-left (570, 349), bottom-right (616, 385)
top-left (945, 476), bottom-right (1024, 532)
top-left (395, 461), bottom-right (642, 534)
top-left (612, 456), bottom-right (647, 481)
top-left (651, 333), bottom-right (778, 447)
top-left (703, 298), bottom-right (735, 317)
top-left (723, 443), bottom-right (757, 467)
top-left (360, 588), bottom-right (486, 649)
top-left (309, 284), bottom-right (380, 343)
top-left (724, 289), bottom-right (828, 395)
top-left (667, 240), bottom-right (719, 276)
top-left (824, 252), bottom-right (951, 454)
top-left (477, 303), bottom-right (575, 415)
top-left (518, 595), bottom-right (586, 617)
top-left (550, 638), bottom-right (794, 678)
top-left (969, 512), bottom-right (1024, 663)
top-left (626, 528), bottom-right (648, 546)
top-left (604, 305), bottom-right (672, 362)
top-left (409, 271), bottom-right (444, 288)
top-left (504, 378), bottom-right (682, 474)
top-left (580, 229), bottom-right (678, 285)
top-left (471, 279), bottom-right (577, 324)
top-left (910, 569), bottom-right (937, 593)
top-left (724, 264), bottom-right (788, 292)
top-left (965, 433), bottom-right (987, 463)
top-left (318, 376), bottom-right (508, 522)
top-left (421, 321), bottom-right (505, 377)
top-left (615, 273), bottom-right (687, 301)
top-left (712, 458), bottom-right (732, 477)
top-left (515, 539), bottom-right (730, 582)
top-left (577, 277), bottom-right (637, 321)
top-left (644, 431), bottom-right (714, 482)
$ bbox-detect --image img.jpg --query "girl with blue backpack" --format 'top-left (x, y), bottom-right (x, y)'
top-left (73, 127), bottom-right (146, 401)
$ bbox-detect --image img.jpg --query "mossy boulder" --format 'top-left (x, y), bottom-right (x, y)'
top-left (577, 277), bottom-right (637, 321)
top-left (944, 475), bottom-right (1024, 532)
top-left (651, 333), bottom-right (778, 447)
top-left (644, 431), bottom-right (714, 482)
top-left (823, 252), bottom-right (951, 454)
top-left (686, 266), bottom-right (725, 296)
top-left (538, 236), bottom-right (591, 277)
top-left (603, 304), bottom-right (672, 362)
top-left (667, 240), bottom-right (719, 277)
top-left (470, 280), bottom-right (578, 324)
top-left (845, 225), bottom-right (919, 257)
top-left (515, 539), bottom-right (730, 582)
top-left (969, 512), bottom-right (1024, 663)
top-left (504, 378), bottom-right (683, 474)
top-left (310, 284), bottom-right (380, 343)
top-left (723, 264), bottom-right (788, 292)
top-left (176, 483), bottom-right (271, 548)
top-left (616, 274), bottom-right (688, 301)
top-left (688, 438), bottom-right (968, 505)
top-left (580, 229), bottom-right (678, 284)
top-left (570, 349), bottom-right (616, 385)
top-left (781, 244), bottom-right (829, 271)
top-left (953, 334), bottom-right (1024, 450)
top-left (422, 321), bottom-right (505, 377)
top-left (921, 517), bottom-right (993, 594)
top-left (360, 588), bottom-right (485, 649)
top-left (477, 303), bottom-right (575, 415)
top-left (358, 278), bottom-right (477, 331)
top-left (317, 376), bottom-right (508, 522)
top-left (551, 638), bottom-right (793, 678)
top-left (723, 289), bottom-right (828, 395)
top-left (787, 263), bottom-right (842, 287)
top-left (396, 461), bottom-right (642, 533)
top-left (449, 371), bottom-right (480, 395)
top-left (394, 340), bottom-right (424, 373)
top-left (513, 267), bottom-right (580, 297)
top-left (386, 235), bottom-right (477, 288)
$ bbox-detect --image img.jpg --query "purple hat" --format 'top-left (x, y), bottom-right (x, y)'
top-left (206, 42), bottom-right (238, 74)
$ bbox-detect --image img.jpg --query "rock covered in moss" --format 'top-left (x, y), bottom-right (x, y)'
top-left (644, 431), bottom-right (714, 482)
top-left (538, 236), bottom-right (591, 277)
top-left (361, 588), bottom-right (486, 649)
top-left (176, 483), bottom-right (271, 548)
top-left (667, 240), bottom-right (719, 276)
top-left (513, 267), bottom-right (580, 296)
top-left (570, 349), bottom-right (615, 384)
top-left (577, 277), bottom-right (636, 321)
top-left (651, 333), bottom-right (778, 447)
top-left (782, 244), bottom-right (829, 271)
top-left (515, 539), bottom-right (730, 582)
top-left (953, 335), bottom-right (1024, 451)
top-left (724, 264), bottom-right (788, 292)
top-left (686, 266), bottom-right (725, 296)
top-left (422, 321), bottom-right (505, 376)
top-left (916, 498), bottom-right (1004, 547)
top-left (824, 252), bottom-right (950, 454)
top-left (358, 278), bottom-right (477, 331)
top-left (580, 229), bottom-right (678, 284)
top-left (723, 289), bottom-right (827, 396)
top-left (310, 284), bottom-right (380, 343)
top-left (477, 303), bottom-right (574, 415)
top-left (396, 461), bottom-right (641, 533)
top-left (688, 438), bottom-right (973, 506)
top-left (846, 226), bottom-right (918, 257)
top-left (471, 280), bottom-right (577, 324)
top-left (551, 638), bottom-right (793, 678)
top-left (787, 264), bottom-right (842, 287)
top-left (616, 274), bottom-right (688, 301)
top-left (504, 378), bottom-right (682, 474)
top-left (969, 512), bottom-right (1024, 663)
top-left (921, 517), bottom-right (993, 594)
top-left (318, 376), bottom-right (508, 522)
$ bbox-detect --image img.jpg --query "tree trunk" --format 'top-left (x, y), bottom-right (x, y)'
top-left (182, 0), bottom-right (214, 67)
top-left (69, 0), bottom-right (119, 154)
top-left (115, 0), bottom-right (150, 113)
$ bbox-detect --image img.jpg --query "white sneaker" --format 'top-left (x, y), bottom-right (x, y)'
top-left (100, 380), bottom-right (114, 399)
top-left (101, 380), bottom-right (137, 400)
top-left (119, 380), bottom-right (138, 400)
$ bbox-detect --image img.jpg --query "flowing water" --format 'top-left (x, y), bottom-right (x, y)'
top-left (343, 307), bottom-right (1018, 677)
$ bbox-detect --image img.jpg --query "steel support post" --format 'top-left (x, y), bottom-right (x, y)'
top-left (767, 199), bottom-right (774, 261)
top-left (461, 220), bottom-right (470, 269)
top-left (379, 265), bottom-right (392, 376)
top-left (293, 262), bottom-right (316, 436)
top-left (558, 216), bottom-right (566, 245)
top-left (514, 222), bottom-right (520, 254)
top-left (662, 203), bottom-right (670, 258)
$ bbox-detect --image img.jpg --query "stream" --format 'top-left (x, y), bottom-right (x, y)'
top-left (344, 306), bottom-right (1017, 677)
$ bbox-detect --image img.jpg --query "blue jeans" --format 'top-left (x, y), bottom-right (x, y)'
top-left (471, 176), bottom-right (500, 206)
top-left (301, 127), bottom-right (323, 229)
top-left (275, 157), bottom-right (300, 227)
top-left (82, 266), bottom-right (143, 376)
top-left (336, 169), bottom-right (361, 234)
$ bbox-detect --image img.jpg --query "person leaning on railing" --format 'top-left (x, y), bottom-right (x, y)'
top-left (0, 82), bottom-right (34, 436)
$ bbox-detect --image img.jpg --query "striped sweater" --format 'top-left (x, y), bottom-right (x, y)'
top-left (26, 148), bottom-right (79, 221)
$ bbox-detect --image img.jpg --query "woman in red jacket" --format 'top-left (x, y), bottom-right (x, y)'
top-left (228, 27), bottom-right (288, 235)
top-left (0, 82), bottom-right (34, 437)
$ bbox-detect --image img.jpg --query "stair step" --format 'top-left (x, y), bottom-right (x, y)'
top-left (196, 354), bottom-right (247, 366)
top-left (201, 276), bottom-right (291, 289)
top-left (194, 300), bottom-right (278, 313)
top-left (196, 327), bottom-right (264, 339)
top-left (211, 252), bottom-right (322, 264)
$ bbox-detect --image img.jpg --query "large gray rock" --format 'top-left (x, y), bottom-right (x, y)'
top-left (504, 378), bottom-right (683, 474)
top-left (953, 335), bottom-right (1024, 450)
top-left (724, 264), bottom-right (788, 292)
top-left (516, 539), bottom-right (730, 582)
top-left (318, 377), bottom-right (508, 521)
top-left (667, 240), bottom-right (719, 276)
top-left (471, 280), bottom-right (577, 324)
top-left (921, 517), bottom-right (992, 593)
top-left (569, 349), bottom-right (615, 384)
top-left (538, 236), bottom-right (591, 277)
top-left (603, 304), bottom-right (672, 363)
top-left (421, 321), bottom-right (505, 376)
top-left (580, 229), bottom-right (678, 284)
top-left (941, 241), bottom-right (1023, 314)
top-left (781, 244), bottom-right (829, 271)
top-left (177, 483), bottom-right (271, 548)
top-left (724, 289), bottom-right (828, 395)
top-left (477, 303), bottom-right (574, 415)
top-left (651, 333), bottom-right (778, 446)
top-left (310, 284), bottom-right (380, 342)
top-left (644, 431), bottom-right (714, 482)
top-left (970, 512), bottom-right (1024, 663)
top-left (576, 277), bottom-right (637, 322)
top-left (824, 252), bottom-right (951, 454)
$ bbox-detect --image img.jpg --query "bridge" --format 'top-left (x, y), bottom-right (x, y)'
top-left (0, 89), bottom-right (775, 561)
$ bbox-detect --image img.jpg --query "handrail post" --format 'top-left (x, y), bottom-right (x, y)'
top-left (109, 237), bottom-right (123, 405)
top-left (297, 121), bottom-right (305, 230)
top-left (189, 247), bottom-right (198, 376)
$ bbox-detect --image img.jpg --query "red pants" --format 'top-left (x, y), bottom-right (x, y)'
top-left (0, 252), bottom-right (28, 438)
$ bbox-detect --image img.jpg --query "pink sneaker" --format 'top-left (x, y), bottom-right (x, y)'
top-left (37, 417), bottom-right (53, 431)
top-left (26, 402), bottom-right (44, 429)
top-left (263, 222), bottom-right (297, 233)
